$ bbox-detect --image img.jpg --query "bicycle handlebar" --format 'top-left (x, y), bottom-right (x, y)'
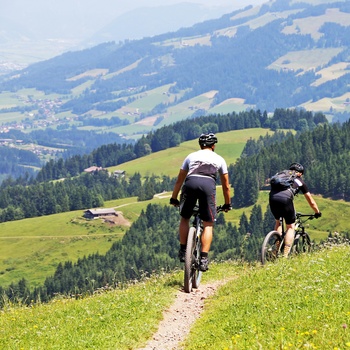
top-left (296, 212), bottom-right (316, 220)
top-left (191, 204), bottom-right (231, 216)
top-left (217, 204), bottom-right (232, 213)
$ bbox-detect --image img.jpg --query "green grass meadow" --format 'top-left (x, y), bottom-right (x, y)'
top-left (183, 247), bottom-right (350, 350)
top-left (109, 128), bottom-right (272, 178)
top-left (1, 247), bottom-right (349, 349)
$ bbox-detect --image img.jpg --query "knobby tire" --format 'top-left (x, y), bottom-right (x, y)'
top-left (184, 227), bottom-right (202, 293)
top-left (192, 229), bottom-right (202, 289)
top-left (261, 230), bottom-right (282, 265)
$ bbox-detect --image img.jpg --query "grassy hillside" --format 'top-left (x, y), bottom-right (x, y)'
top-left (109, 128), bottom-right (272, 178)
top-left (1, 246), bottom-right (349, 349)
top-left (1, 127), bottom-right (350, 290)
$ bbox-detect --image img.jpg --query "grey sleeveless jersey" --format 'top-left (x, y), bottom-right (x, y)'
top-left (181, 149), bottom-right (228, 181)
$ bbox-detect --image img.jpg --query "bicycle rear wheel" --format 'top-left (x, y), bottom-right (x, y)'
top-left (295, 232), bottom-right (312, 254)
top-left (184, 227), bottom-right (201, 293)
top-left (261, 230), bottom-right (282, 265)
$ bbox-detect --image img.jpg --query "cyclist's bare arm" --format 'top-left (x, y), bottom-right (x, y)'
top-left (220, 173), bottom-right (231, 206)
top-left (171, 169), bottom-right (188, 202)
top-left (303, 192), bottom-right (320, 214)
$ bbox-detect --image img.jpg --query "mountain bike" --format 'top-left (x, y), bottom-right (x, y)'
top-left (261, 212), bottom-right (316, 265)
top-left (184, 205), bottom-right (226, 293)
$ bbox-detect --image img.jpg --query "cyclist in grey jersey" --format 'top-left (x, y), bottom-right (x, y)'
top-left (170, 133), bottom-right (231, 271)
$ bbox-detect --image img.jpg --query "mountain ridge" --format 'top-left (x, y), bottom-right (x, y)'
top-left (0, 0), bottom-right (350, 140)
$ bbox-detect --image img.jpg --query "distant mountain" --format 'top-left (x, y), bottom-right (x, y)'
top-left (84, 3), bottom-right (233, 47)
top-left (1, 0), bottom-right (350, 140)
top-left (0, 1), bottom-right (262, 66)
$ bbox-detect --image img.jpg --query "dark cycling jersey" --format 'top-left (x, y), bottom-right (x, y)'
top-left (269, 176), bottom-right (309, 224)
top-left (292, 177), bottom-right (309, 195)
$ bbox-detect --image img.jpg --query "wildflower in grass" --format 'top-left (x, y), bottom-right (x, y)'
top-left (230, 334), bottom-right (241, 346)
top-left (346, 342), bottom-right (350, 347)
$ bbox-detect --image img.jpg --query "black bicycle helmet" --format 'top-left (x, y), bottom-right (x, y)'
top-left (289, 162), bottom-right (304, 174)
top-left (198, 133), bottom-right (218, 147)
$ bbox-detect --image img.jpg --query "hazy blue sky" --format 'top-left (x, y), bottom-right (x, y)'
top-left (3, 0), bottom-right (267, 35)
top-left (1, 0), bottom-right (268, 65)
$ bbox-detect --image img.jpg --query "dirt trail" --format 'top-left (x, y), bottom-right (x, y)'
top-left (137, 279), bottom-right (229, 350)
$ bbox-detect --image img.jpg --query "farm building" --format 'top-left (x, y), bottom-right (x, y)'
top-left (84, 166), bottom-right (105, 173)
top-left (113, 170), bottom-right (126, 177)
top-left (84, 208), bottom-right (117, 219)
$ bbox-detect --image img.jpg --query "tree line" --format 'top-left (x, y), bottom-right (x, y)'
top-left (35, 108), bottom-right (326, 182)
top-left (0, 171), bottom-right (173, 222)
top-left (0, 109), bottom-right (326, 223)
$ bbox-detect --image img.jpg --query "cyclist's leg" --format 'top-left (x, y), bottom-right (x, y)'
top-left (269, 193), bottom-right (286, 236)
top-left (283, 223), bottom-right (295, 257)
top-left (201, 221), bottom-right (214, 253)
top-left (179, 217), bottom-right (190, 246)
top-left (198, 222), bottom-right (212, 271)
top-left (178, 181), bottom-right (197, 260)
top-left (274, 219), bottom-right (283, 235)
top-left (283, 200), bottom-right (297, 257)
top-left (198, 179), bottom-right (216, 271)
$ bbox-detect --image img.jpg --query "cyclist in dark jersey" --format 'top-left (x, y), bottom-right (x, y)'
top-left (269, 162), bottom-right (322, 257)
top-left (169, 133), bottom-right (231, 271)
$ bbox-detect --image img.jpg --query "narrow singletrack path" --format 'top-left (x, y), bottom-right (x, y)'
top-left (138, 279), bottom-right (231, 350)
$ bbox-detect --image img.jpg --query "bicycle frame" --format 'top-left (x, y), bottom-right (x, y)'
top-left (279, 213), bottom-right (314, 243)
top-left (261, 212), bottom-right (315, 264)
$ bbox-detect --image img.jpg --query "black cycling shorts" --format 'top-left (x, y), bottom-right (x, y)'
top-left (269, 190), bottom-right (296, 225)
top-left (179, 176), bottom-right (216, 222)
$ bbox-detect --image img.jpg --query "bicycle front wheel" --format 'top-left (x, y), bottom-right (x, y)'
top-left (184, 227), bottom-right (201, 293)
top-left (295, 232), bottom-right (312, 254)
top-left (261, 230), bottom-right (282, 265)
